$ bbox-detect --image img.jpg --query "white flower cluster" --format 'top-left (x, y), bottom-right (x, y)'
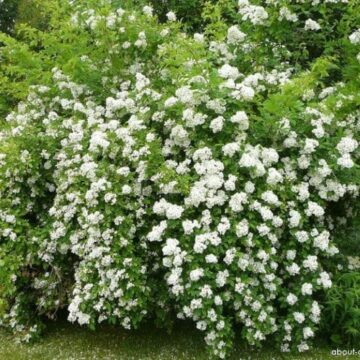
top-left (349, 29), bottom-right (360, 45)
top-left (238, 0), bottom-right (268, 25)
top-left (304, 19), bottom-right (321, 31)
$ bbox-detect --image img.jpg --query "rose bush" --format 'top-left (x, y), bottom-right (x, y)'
top-left (0, 0), bottom-right (359, 358)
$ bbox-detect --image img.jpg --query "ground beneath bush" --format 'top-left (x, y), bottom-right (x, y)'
top-left (0, 319), bottom-right (348, 359)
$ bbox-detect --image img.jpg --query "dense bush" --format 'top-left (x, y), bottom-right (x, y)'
top-left (0, 0), bottom-right (359, 358)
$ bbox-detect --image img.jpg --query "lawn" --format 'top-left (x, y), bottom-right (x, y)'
top-left (0, 319), bottom-right (351, 360)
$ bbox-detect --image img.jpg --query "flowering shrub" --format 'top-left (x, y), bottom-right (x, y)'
top-left (0, 0), bottom-right (359, 358)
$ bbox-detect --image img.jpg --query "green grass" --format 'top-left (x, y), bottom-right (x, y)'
top-left (0, 319), bottom-right (356, 359)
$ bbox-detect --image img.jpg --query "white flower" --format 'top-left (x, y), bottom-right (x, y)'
top-left (142, 5), bottom-right (153, 17)
top-left (182, 220), bottom-right (200, 235)
top-left (261, 148), bottom-right (279, 166)
top-left (219, 64), bottom-right (240, 80)
top-left (229, 192), bottom-right (248, 212)
top-left (230, 111), bottom-right (249, 130)
top-left (313, 230), bottom-right (330, 251)
top-left (257, 224), bottom-right (270, 236)
top-left (205, 254), bottom-right (218, 264)
top-left (164, 96), bottom-right (178, 107)
top-left (336, 137), bottom-right (358, 154)
top-left (214, 295), bottom-right (223, 306)
top-left (349, 29), bottom-right (360, 44)
top-left (194, 33), bottom-right (205, 43)
top-left (239, 2), bottom-right (268, 25)
top-left (222, 143), bottom-right (240, 157)
top-left (311, 301), bottom-right (321, 324)
top-left (236, 219), bottom-right (249, 237)
top-left (200, 285), bottom-right (213, 298)
top-left (279, 7), bottom-right (298, 22)
top-left (286, 263), bottom-right (300, 276)
top-left (261, 191), bottom-right (280, 207)
top-left (160, 28), bottom-right (170, 37)
top-left (298, 342), bottom-right (309, 352)
top-left (104, 192), bottom-right (116, 204)
top-left (286, 250), bottom-right (296, 261)
top-left (166, 11), bottom-right (177, 22)
top-left (305, 201), bottom-right (324, 217)
top-left (216, 270), bottom-right (229, 287)
top-left (289, 210), bottom-right (301, 228)
top-left (337, 154), bottom-right (354, 168)
top-left (176, 86), bottom-right (194, 104)
top-left (301, 283), bottom-right (313, 296)
top-left (237, 85), bottom-right (255, 100)
top-left (89, 131), bottom-right (110, 151)
top-left (303, 255), bottom-right (318, 271)
top-left (153, 199), bottom-right (184, 219)
top-left (122, 185), bottom-right (132, 194)
top-left (224, 174), bottom-right (237, 191)
top-left (244, 181), bottom-right (255, 194)
top-left (210, 116), bottom-right (224, 133)
top-left (317, 271), bottom-right (332, 289)
top-left (162, 238), bottom-right (179, 256)
top-left (117, 166), bottom-right (130, 176)
top-left (227, 25), bottom-right (246, 44)
top-left (294, 312), bottom-right (305, 324)
top-left (303, 327), bottom-right (314, 340)
top-left (304, 19), bottom-right (321, 31)
top-left (251, 300), bottom-right (262, 312)
top-left (303, 139), bottom-right (319, 154)
top-left (286, 293), bottom-right (298, 306)
top-left (190, 268), bottom-right (204, 282)
top-left (148, 221), bottom-right (168, 242)
top-left (166, 204), bottom-right (184, 219)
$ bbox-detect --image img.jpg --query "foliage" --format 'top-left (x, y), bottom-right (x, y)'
top-left (322, 272), bottom-right (360, 345)
top-left (0, 0), bottom-right (359, 359)
top-left (15, 0), bottom-right (52, 30)
top-left (0, 0), bottom-right (18, 33)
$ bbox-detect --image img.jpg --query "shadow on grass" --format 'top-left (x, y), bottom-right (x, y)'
top-left (0, 314), bottom-right (344, 360)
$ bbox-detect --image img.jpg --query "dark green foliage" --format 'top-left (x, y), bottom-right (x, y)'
top-left (322, 272), bottom-right (360, 345)
top-left (0, 0), bottom-right (19, 33)
top-left (149, 0), bottom-right (207, 31)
